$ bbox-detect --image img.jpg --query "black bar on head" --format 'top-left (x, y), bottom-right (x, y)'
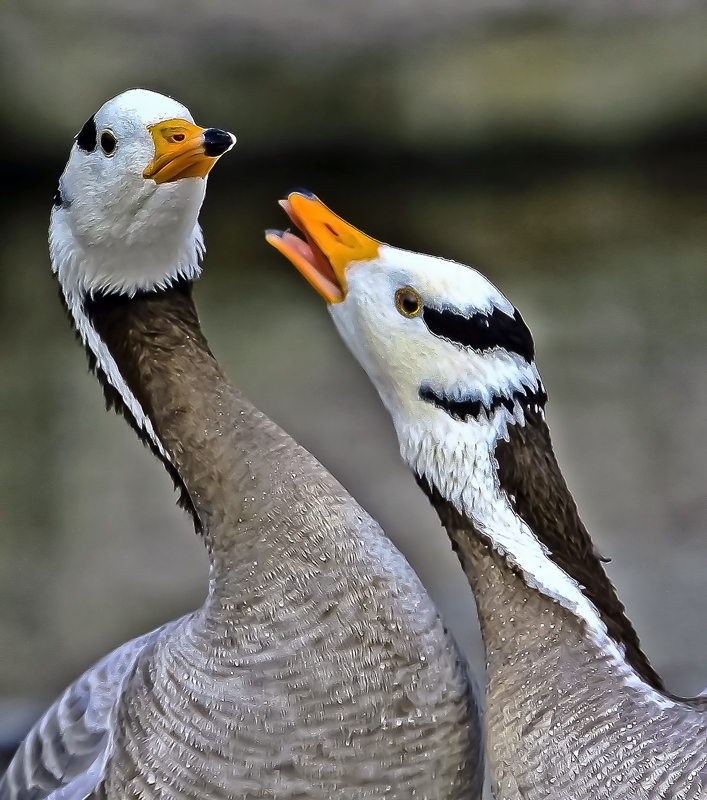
top-left (419, 384), bottom-right (547, 423)
top-left (76, 115), bottom-right (97, 152)
top-left (422, 305), bottom-right (535, 363)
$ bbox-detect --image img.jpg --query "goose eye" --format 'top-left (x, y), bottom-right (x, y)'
top-left (395, 288), bottom-right (422, 318)
top-left (100, 131), bottom-right (117, 156)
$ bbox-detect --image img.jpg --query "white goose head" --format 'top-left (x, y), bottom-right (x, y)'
top-left (52, 88), bottom-right (235, 455)
top-left (267, 192), bottom-right (544, 479)
top-left (51, 88), bottom-right (235, 298)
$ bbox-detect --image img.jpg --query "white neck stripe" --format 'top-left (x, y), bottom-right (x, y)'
top-left (66, 289), bottom-right (169, 460)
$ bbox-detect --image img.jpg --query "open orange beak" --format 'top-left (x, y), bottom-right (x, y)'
top-left (266, 192), bottom-right (380, 303)
top-left (143, 119), bottom-right (235, 184)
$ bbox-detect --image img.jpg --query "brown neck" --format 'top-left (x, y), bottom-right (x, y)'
top-left (78, 280), bottom-right (320, 571)
top-left (420, 400), bottom-right (664, 691)
top-left (74, 281), bottom-right (201, 529)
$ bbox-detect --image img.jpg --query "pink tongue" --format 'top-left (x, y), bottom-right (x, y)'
top-left (280, 231), bottom-right (315, 263)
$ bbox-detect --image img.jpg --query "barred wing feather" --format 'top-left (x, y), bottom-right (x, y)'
top-left (0, 625), bottom-right (173, 800)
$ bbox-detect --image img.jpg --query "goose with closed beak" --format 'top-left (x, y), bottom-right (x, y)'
top-left (268, 191), bottom-right (707, 800)
top-left (0, 95), bottom-right (481, 800)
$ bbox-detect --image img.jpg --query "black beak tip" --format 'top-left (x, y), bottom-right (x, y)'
top-left (203, 128), bottom-right (236, 158)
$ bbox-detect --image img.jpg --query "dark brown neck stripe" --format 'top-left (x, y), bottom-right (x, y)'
top-left (492, 409), bottom-right (664, 689)
top-left (60, 278), bottom-right (203, 533)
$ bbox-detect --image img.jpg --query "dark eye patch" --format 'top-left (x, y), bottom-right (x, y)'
top-left (422, 305), bottom-right (535, 363)
top-left (419, 383), bottom-right (547, 423)
top-left (76, 114), bottom-right (97, 152)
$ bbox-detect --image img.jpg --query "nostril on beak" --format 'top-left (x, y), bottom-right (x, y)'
top-left (203, 128), bottom-right (235, 157)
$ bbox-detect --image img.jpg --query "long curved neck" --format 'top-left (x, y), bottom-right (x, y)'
top-left (417, 400), bottom-right (663, 691)
top-left (75, 280), bottom-right (331, 580)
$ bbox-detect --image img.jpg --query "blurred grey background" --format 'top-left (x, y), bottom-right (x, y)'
top-left (2, 0), bottom-right (707, 759)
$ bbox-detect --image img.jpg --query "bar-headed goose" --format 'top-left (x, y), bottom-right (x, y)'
top-left (268, 191), bottom-right (707, 800)
top-left (0, 95), bottom-right (481, 800)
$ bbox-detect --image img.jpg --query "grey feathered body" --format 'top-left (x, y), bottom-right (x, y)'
top-left (0, 284), bottom-right (481, 800)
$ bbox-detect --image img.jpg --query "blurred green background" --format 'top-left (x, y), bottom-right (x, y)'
top-left (2, 0), bottom-right (707, 750)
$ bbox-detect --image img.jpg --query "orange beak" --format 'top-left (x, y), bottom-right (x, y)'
top-left (143, 119), bottom-right (235, 184)
top-left (266, 192), bottom-right (381, 303)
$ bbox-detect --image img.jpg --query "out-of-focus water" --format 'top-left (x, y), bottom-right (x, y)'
top-left (1, 155), bottom-right (707, 736)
